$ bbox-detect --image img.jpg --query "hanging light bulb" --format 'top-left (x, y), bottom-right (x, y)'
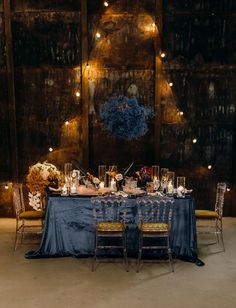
top-left (160, 52), bottom-right (166, 58)
top-left (75, 91), bottom-right (80, 97)
top-left (104, 1), bottom-right (109, 7)
top-left (227, 187), bottom-right (230, 192)
top-left (207, 165), bottom-right (212, 170)
top-left (192, 138), bottom-right (197, 144)
top-left (95, 32), bottom-right (101, 39)
top-left (4, 184), bottom-right (9, 190)
top-left (65, 121), bottom-right (69, 125)
top-left (179, 111), bottom-right (184, 116)
top-left (169, 82), bottom-right (173, 87)
top-left (49, 147), bottom-right (53, 152)
top-left (86, 62), bottom-right (90, 69)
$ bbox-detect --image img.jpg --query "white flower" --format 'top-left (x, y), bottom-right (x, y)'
top-left (40, 169), bottom-right (50, 180)
top-left (115, 173), bottom-right (123, 181)
top-left (93, 177), bottom-right (100, 185)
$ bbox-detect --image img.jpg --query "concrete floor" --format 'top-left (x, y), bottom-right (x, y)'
top-left (0, 217), bottom-right (236, 308)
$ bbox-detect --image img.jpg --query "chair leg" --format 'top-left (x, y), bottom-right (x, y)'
top-left (92, 232), bottom-right (98, 272)
top-left (123, 231), bottom-right (129, 272)
top-left (168, 248), bottom-right (174, 272)
top-left (220, 231), bottom-right (225, 252)
top-left (137, 232), bottom-right (143, 273)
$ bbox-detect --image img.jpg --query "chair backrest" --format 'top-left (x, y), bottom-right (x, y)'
top-left (12, 184), bottom-right (25, 217)
top-left (137, 196), bottom-right (174, 226)
top-left (91, 196), bottom-right (127, 224)
top-left (214, 182), bottom-right (226, 218)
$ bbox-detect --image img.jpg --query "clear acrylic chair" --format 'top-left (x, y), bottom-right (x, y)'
top-left (91, 196), bottom-right (128, 271)
top-left (195, 182), bottom-right (227, 251)
top-left (12, 184), bottom-right (45, 251)
top-left (136, 196), bottom-right (175, 272)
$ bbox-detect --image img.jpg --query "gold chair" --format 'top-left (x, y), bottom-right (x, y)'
top-left (136, 196), bottom-right (175, 272)
top-left (12, 184), bottom-right (45, 251)
top-left (91, 196), bottom-right (128, 271)
top-left (195, 182), bottom-right (227, 251)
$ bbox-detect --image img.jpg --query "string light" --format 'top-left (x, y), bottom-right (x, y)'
top-left (160, 52), bottom-right (166, 58)
top-left (65, 121), bottom-right (69, 125)
top-left (192, 138), bottom-right (197, 143)
top-left (95, 32), bottom-right (101, 39)
top-left (49, 147), bottom-right (53, 152)
top-left (152, 23), bottom-right (156, 28)
top-left (207, 165), bottom-right (212, 170)
top-left (179, 111), bottom-right (184, 116)
top-left (104, 1), bottom-right (109, 7)
top-left (4, 184), bottom-right (9, 190)
top-left (169, 82), bottom-right (173, 87)
top-left (75, 91), bottom-right (80, 97)
top-left (227, 187), bottom-right (230, 192)
top-left (86, 62), bottom-right (90, 69)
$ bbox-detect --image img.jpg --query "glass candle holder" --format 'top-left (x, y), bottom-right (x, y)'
top-left (161, 168), bottom-right (169, 182)
top-left (167, 171), bottom-right (175, 186)
top-left (98, 165), bottom-right (107, 185)
top-left (177, 176), bottom-right (185, 196)
top-left (152, 165), bottom-right (160, 180)
top-left (107, 165), bottom-right (117, 186)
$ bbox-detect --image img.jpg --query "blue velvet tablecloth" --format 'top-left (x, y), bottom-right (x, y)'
top-left (26, 195), bottom-right (200, 263)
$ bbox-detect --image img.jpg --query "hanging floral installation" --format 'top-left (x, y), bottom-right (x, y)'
top-left (100, 95), bottom-right (152, 140)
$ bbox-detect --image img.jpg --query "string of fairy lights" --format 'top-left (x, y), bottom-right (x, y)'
top-left (3, 1), bottom-right (228, 191)
top-left (63, 0), bottom-right (215, 173)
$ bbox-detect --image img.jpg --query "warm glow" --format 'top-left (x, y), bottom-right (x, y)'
top-left (95, 32), bottom-right (101, 39)
top-left (4, 184), bottom-right (9, 190)
top-left (207, 165), bottom-right (212, 170)
top-left (75, 91), bottom-right (80, 97)
top-left (179, 111), bottom-right (184, 116)
top-left (152, 23), bottom-right (156, 28)
top-left (104, 1), bottom-right (109, 7)
top-left (49, 147), bottom-right (53, 152)
top-left (192, 138), bottom-right (197, 143)
top-left (169, 82), bottom-right (173, 87)
top-left (65, 121), bottom-right (69, 125)
top-left (86, 63), bottom-right (90, 69)
top-left (227, 187), bottom-right (230, 192)
top-left (160, 52), bottom-right (166, 58)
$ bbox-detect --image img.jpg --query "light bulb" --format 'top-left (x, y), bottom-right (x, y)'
top-left (179, 111), bottom-right (184, 116)
top-left (169, 82), bottom-right (173, 87)
top-left (4, 184), bottom-right (9, 190)
top-left (104, 1), bottom-right (109, 7)
top-left (192, 138), bottom-right (197, 144)
top-left (65, 121), bottom-right (69, 125)
top-left (86, 63), bottom-right (90, 69)
top-left (49, 147), bottom-right (53, 152)
top-left (152, 23), bottom-right (156, 28)
top-left (160, 52), bottom-right (166, 58)
top-left (227, 188), bottom-right (230, 192)
top-left (75, 91), bottom-right (80, 97)
top-left (207, 165), bottom-right (212, 170)
top-left (95, 32), bottom-right (101, 39)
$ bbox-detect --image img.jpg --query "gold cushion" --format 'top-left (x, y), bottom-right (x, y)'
top-left (19, 210), bottom-right (45, 220)
top-left (139, 222), bottom-right (168, 233)
top-left (195, 210), bottom-right (218, 219)
top-left (96, 222), bottom-right (125, 232)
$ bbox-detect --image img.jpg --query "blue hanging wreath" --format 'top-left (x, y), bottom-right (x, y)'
top-left (100, 95), bottom-right (152, 140)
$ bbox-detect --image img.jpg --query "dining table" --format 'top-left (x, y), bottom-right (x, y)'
top-left (25, 194), bottom-right (204, 266)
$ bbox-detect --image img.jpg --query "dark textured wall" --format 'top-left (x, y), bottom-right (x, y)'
top-left (0, 0), bottom-right (235, 216)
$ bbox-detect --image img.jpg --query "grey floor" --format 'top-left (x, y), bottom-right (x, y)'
top-left (0, 217), bottom-right (236, 308)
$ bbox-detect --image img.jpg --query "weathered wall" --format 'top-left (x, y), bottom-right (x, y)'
top-left (0, 0), bottom-right (235, 216)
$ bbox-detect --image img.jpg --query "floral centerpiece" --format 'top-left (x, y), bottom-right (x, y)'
top-left (26, 162), bottom-right (62, 210)
top-left (100, 95), bottom-right (152, 140)
top-left (135, 166), bottom-right (152, 189)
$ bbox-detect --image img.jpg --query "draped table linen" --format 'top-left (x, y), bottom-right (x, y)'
top-left (25, 195), bottom-right (199, 263)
